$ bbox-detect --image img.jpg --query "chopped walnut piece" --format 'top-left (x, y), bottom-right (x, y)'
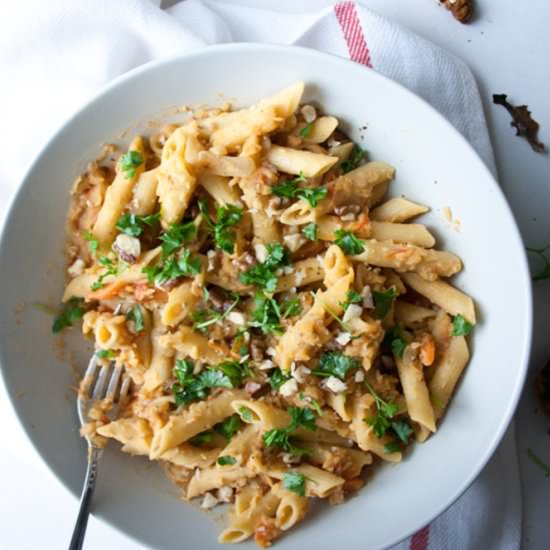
top-left (439, 0), bottom-right (474, 23)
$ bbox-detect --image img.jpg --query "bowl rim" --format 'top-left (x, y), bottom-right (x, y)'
top-left (0, 42), bottom-right (533, 549)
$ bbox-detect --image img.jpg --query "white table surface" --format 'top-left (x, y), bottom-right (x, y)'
top-left (1, 0), bottom-right (549, 549)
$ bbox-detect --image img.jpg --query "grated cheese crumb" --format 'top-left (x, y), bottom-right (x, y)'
top-left (227, 311), bottom-right (246, 326)
top-left (217, 486), bottom-right (234, 503)
top-left (259, 359), bottom-right (274, 371)
top-left (279, 378), bottom-right (298, 397)
top-left (322, 376), bottom-right (347, 394)
top-left (266, 347), bottom-right (277, 357)
top-left (201, 492), bottom-right (219, 509)
top-left (342, 304), bottom-right (362, 323)
top-left (354, 370), bottom-right (365, 383)
top-left (254, 243), bottom-right (268, 263)
top-left (335, 332), bottom-right (352, 346)
top-left (291, 364), bottom-right (311, 383)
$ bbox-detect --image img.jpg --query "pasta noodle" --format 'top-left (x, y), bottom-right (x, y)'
top-left (60, 82), bottom-right (477, 547)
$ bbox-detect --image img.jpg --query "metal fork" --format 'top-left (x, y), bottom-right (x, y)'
top-left (68, 355), bottom-right (131, 550)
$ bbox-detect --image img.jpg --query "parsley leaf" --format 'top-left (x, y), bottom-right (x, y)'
top-left (189, 431), bottom-right (214, 446)
top-left (96, 349), bottom-right (115, 359)
top-left (372, 287), bottom-right (397, 319)
top-left (192, 294), bottom-right (240, 331)
top-left (299, 122), bottom-right (314, 139)
top-left (52, 297), bottom-right (85, 333)
top-left (391, 420), bottom-right (414, 444)
top-left (240, 243), bottom-right (290, 293)
top-left (249, 293), bottom-right (283, 334)
top-left (302, 223), bottom-right (318, 241)
top-left (281, 297), bottom-right (302, 319)
top-left (126, 305), bottom-right (144, 332)
top-left (83, 230), bottom-right (99, 255)
top-left (384, 442), bottom-right (402, 454)
top-left (339, 289), bottom-right (362, 311)
top-left (340, 144), bottom-right (365, 173)
top-left (364, 380), bottom-right (400, 438)
top-left (288, 406), bottom-right (317, 432)
top-left (334, 229), bottom-right (364, 255)
top-left (451, 314), bottom-right (473, 336)
top-left (383, 326), bottom-right (407, 358)
top-left (217, 455), bottom-right (237, 466)
top-left (91, 256), bottom-right (118, 290)
top-left (239, 406), bottom-right (254, 423)
top-left (120, 150), bottom-right (143, 179)
top-left (200, 368), bottom-right (234, 390)
top-left (268, 368), bottom-right (291, 391)
top-left (312, 351), bottom-right (360, 380)
top-left (159, 221), bottom-right (197, 258)
top-left (215, 415), bottom-right (242, 440)
top-left (199, 199), bottom-right (243, 254)
top-left (116, 212), bottom-right (160, 237)
top-left (143, 248), bottom-right (201, 285)
top-left (283, 471), bottom-right (306, 496)
top-left (271, 173), bottom-right (327, 208)
top-left (299, 392), bottom-right (323, 416)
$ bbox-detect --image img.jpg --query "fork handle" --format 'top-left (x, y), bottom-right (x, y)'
top-left (69, 447), bottom-right (102, 550)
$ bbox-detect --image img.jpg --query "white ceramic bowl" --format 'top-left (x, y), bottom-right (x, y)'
top-left (0, 44), bottom-right (532, 550)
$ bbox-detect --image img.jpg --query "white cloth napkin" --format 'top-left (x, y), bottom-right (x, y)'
top-left (0, 1), bottom-right (521, 549)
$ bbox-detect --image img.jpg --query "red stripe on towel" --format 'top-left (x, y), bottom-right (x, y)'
top-left (410, 525), bottom-right (430, 550)
top-left (334, 2), bottom-right (373, 68)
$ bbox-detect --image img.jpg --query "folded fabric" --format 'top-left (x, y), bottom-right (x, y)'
top-left (0, 1), bottom-right (521, 549)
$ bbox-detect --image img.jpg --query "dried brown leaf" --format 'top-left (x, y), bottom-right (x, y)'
top-left (493, 94), bottom-right (546, 153)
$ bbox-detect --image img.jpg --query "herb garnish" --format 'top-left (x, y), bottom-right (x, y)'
top-left (96, 349), bottom-right (115, 359)
top-left (189, 431), bottom-right (214, 446)
top-left (52, 297), bottom-right (85, 333)
top-left (143, 248), bottom-right (201, 286)
top-left (91, 256), bottom-right (118, 290)
top-left (240, 243), bottom-right (290, 292)
top-left (451, 314), bottom-right (473, 336)
top-left (239, 406), bottom-right (254, 423)
top-left (283, 471), bottom-right (307, 496)
top-left (198, 199), bottom-right (243, 254)
top-left (334, 229), bottom-right (365, 255)
top-left (372, 287), bottom-right (397, 318)
top-left (215, 415), bottom-right (242, 440)
top-left (312, 351), bottom-right (360, 380)
top-left (272, 173), bottom-right (327, 208)
top-left (339, 289), bottom-right (362, 311)
top-left (268, 368), bottom-right (291, 391)
top-left (526, 244), bottom-right (550, 281)
top-left (383, 326), bottom-right (407, 358)
top-left (262, 406), bottom-right (317, 456)
top-left (340, 144), bottom-right (365, 173)
top-left (116, 212), bottom-right (160, 237)
top-left (192, 294), bottom-right (240, 331)
top-left (159, 221), bottom-right (197, 258)
top-left (120, 150), bottom-right (144, 179)
top-left (217, 455), bottom-right (237, 466)
top-left (126, 305), bottom-right (145, 332)
top-left (364, 381), bottom-right (403, 441)
top-left (83, 230), bottom-right (99, 255)
top-left (302, 223), bottom-right (318, 241)
top-left (299, 122), bottom-right (314, 139)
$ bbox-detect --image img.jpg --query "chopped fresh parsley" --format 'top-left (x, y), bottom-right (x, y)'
top-left (339, 289), bottom-right (362, 311)
top-left (95, 349), bottom-right (115, 359)
top-left (120, 150), bottom-right (143, 179)
top-left (383, 326), bottom-right (407, 358)
top-left (271, 173), bottom-right (327, 208)
top-left (249, 293), bottom-right (283, 334)
top-left (240, 243), bottom-right (290, 293)
top-left (159, 221), bottom-right (197, 258)
top-left (217, 455), bottom-right (237, 466)
top-left (302, 222), bottom-right (318, 241)
top-left (52, 297), bottom-right (85, 333)
top-left (299, 122), bottom-right (314, 139)
top-left (198, 199), bottom-right (244, 254)
top-left (391, 420), bottom-right (414, 444)
top-left (372, 287), bottom-right (397, 319)
top-left (268, 368), bottom-right (291, 391)
top-left (334, 229), bottom-right (365, 255)
top-left (215, 415), bottom-right (242, 440)
top-left (83, 230), bottom-right (99, 255)
top-left (384, 442), bottom-right (402, 454)
top-left (143, 247), bottom-right (201, 285)
top-left (527, 448), bottom-right (550, 477)
top-left (189, 431), bottom-right (214, 446)
top-left (281, 297), bottom-right (302, 319)
top-left (312, 351), bottom-right (360, 380)
top-left (172, 359), bottom-right (247, 407)
top-left (192, 294), bottom-right (240, 331)
top-left (116, 212), bottom-right (160, 237)
top-left (526, 244), bottom-right (550, 281)
top-left (364, 381), bottom-right (400, 438)
top-left (126, 305), bottom-right (144, 332)
top-left (262, 406), bottom-right (317, 456)
top-left (283, 471), bottom-right (306, 496)
top-left (451, 314), bottom-right (474, 336)
top-left (91, 256), bottom-right (118, 290)
top-left (340, 144), bottom-right (365, 173)
top-left (239, 406), bottom-right (254, 423)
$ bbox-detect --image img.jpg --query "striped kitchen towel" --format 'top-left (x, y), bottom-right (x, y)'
top-left (0, 1), bottom-right (521, 549)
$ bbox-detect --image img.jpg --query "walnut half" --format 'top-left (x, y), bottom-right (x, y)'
top-left (439, 0), bottom-right (474, 23)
